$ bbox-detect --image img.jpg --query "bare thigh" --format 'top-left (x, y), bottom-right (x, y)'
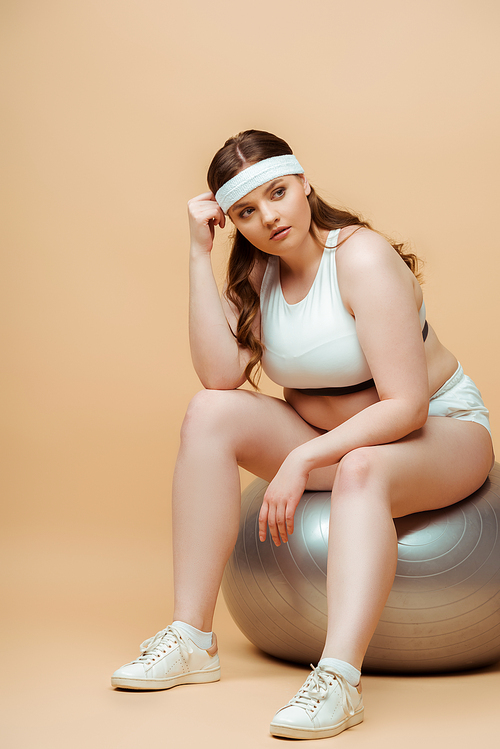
top-left (190, 390), bottom-right (493, 516)
top-left (188, 388), bottom-right (335, 484)
top-left (343, 417), bottom-right (494, 517)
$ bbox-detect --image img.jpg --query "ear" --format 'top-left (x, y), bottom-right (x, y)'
top-left (300, 174), bottom-right (312, 196)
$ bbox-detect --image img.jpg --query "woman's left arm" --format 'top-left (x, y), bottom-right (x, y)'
top-left (260, 230), bottom-right (429, 543)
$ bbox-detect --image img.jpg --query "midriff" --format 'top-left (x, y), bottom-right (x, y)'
top-left (284, 323), bottom-right (458, 432)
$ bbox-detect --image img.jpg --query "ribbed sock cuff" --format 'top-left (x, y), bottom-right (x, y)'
top-left (318, 657), bottom-right (361, 687)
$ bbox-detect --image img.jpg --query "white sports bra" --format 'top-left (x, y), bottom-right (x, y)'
top-left (259, 228), bottom-right (426, 390)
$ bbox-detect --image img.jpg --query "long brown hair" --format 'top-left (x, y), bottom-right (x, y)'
top-left (207, 130), bottom-right (421, 388)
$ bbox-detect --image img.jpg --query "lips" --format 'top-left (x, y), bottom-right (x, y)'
top-left (270, 226), bottom-right (291, 240)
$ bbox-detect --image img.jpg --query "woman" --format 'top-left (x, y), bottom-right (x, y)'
top-left (111, 130), bottom-right (494, 740)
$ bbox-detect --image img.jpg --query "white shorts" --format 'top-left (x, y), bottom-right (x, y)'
top-left (428, 363), bottom-right (491, 435)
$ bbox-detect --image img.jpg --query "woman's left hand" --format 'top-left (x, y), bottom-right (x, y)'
top-left (258, 450), bottom-right (310, 546)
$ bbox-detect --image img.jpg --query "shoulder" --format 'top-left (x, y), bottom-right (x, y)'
top-left (336, 227), bottom-right (417, 312)
top-left (337, 226), bottom-right (401, 271)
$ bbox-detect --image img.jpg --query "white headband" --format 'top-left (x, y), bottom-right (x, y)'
top-left (215, 154), bottom-right (304, 213)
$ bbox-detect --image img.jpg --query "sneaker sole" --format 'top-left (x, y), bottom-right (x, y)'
top-left (270, 708), bottom-right (364, 739)
top-left (111, 666), bottom-right (221, 691)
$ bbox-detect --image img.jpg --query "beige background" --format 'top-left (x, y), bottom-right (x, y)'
top-left (1, 1), bottom-right (499, 747)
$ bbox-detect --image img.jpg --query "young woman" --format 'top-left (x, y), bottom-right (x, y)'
top-left (112, 130), bottom-right (494, 740)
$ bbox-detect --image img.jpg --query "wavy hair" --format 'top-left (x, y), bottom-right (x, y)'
top-left (207, 130), bottom-right (421, 388)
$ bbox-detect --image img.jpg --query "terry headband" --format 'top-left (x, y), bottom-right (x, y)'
top-left (215, 154), bottom-right (304, 213)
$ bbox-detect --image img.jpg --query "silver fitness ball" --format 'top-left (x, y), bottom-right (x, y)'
top-left (222, 463), bottom-right (500, 673)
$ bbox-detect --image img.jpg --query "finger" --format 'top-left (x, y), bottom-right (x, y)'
top-left (267, 505), bottom-right (281, 547)
top-left (189, 191), bottom-right (215, 202)
top-left (276, 509), bottom-right (288, 544)
top-left (210, 205), bottom-right (226, 228)
top-left (258, 503), bottom-right (268, 542)
top-left (188, 194), bottom-right (222, 220)
top-left (207, 202), bottom-right (225, 225)
top-left (286, 512), bottom-right (295, 537)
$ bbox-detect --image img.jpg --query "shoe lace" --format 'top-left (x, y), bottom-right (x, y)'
top-left (135, 625), bottom-right (194, 665)
top-left (288, 665), bottom-right (355, 716)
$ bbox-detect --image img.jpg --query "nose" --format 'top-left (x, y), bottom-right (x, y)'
top-left (261, 203), bottom-right (279, 226)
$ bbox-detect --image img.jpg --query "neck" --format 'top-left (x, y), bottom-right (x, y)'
top-left (278, 226), bottom-right (329, 278)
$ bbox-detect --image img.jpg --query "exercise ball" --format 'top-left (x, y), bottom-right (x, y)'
top-left (222, 463), bottom-right (500, 673)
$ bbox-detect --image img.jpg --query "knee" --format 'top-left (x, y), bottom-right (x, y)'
top-left (180, 388), bottom-right (242, 442)
top-left (334, 446), bottom-right (382, 496)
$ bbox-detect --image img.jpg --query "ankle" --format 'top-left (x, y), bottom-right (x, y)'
top-left (320, 644), bottom-right (362, 672)
top-left (318, 658), bottom-right (361, 687)
top-left (172, 620), bottom-right (213, 650)
top-left (172, 611), bottom-right (213, 633)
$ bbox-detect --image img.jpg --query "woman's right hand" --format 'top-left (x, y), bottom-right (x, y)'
top-left (188, 192), bottom-right (226, 255)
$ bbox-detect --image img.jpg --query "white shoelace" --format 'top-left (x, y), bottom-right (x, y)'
top-left (135, 625), bottom-right (194, 665)
top-left (288, 666), bottom-right (355, 716)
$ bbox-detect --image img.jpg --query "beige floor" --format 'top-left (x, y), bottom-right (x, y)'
top-left (2, 531), bottom-right (499, 749)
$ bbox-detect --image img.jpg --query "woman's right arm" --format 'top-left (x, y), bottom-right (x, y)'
top-left (188, 192), bottom-right (253, 390)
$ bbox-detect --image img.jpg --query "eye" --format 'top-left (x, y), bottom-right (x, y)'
top-left (239, 207), bottom-right (254, 219)
top-left (272, 187), bottom-right (286, 199)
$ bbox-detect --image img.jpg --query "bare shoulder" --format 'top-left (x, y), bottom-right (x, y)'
top-left (337, 226), bottom-right (402, 273)
top-left (336, 226), bottom-right (419, 311)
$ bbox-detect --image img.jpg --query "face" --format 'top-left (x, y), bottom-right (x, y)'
top-left (227, 174), bottom-right (312, 255)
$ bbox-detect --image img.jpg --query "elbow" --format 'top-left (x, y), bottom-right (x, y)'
top-left (203, 382), bottom-right (240, 391)
top-left (193, 361), bottom-right (244, 391)
top-left (199, 373), bottom-right (245, 391)
top-left (383, 395), bottom-right (428, 436)
top-left (380, 386), bottom-right (429, 432)
top-left (408, 399), bottom-right (429, 433)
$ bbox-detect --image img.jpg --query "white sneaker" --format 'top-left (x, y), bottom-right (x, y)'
top-left (270, 665), bottom-right (364, 739)
top-left (111, 625), bottom-right (221, 690)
